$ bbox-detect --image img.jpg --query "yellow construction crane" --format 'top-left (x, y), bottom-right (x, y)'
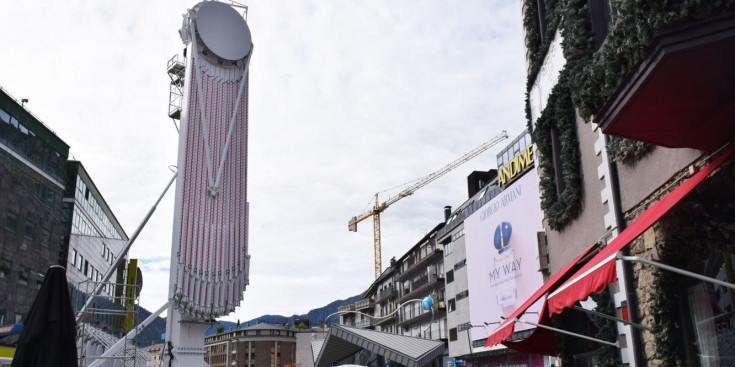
top-left (349, 131), bottom-right (509, 279)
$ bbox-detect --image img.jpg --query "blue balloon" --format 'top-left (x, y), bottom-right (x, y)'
top-left (421, 296), bottom-right (434, 310)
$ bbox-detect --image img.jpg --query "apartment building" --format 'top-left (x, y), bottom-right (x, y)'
top-left (336, 222), bottom-right (449, 367)
top-left (339, 260), bottom-right (399, 333)
top-left (204, 323), bottom-right (297, 367)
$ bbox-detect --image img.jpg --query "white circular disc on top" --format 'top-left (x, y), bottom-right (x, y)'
top-left (195, 1), bottom-right (252, 61)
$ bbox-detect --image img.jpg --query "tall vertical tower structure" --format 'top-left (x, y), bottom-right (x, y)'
top-left (166, 1), bottom-right (252, 365)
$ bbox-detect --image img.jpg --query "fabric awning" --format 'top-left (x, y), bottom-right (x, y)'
top-left (484, 243), bottom-right (600, 348)
top-left (486, 145), bottom-right (735, 352)
top-left (547, 145), bottom-right (735, 315)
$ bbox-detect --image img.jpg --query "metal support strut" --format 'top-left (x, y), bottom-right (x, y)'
top-left (76, 171), bottom-right (177, 321)
top-left (512, 318), bottom-right (619, 348)
top-left (572, 305), bottom-right (650, 331)
top-left (618, 254), bottom-right (735, 292)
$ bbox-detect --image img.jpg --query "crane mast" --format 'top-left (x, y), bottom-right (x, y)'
top-left (349, 131), bottom-right (509, 279)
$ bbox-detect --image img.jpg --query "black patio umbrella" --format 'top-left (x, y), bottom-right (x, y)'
top-left (11, 265), bottom-right (78, 367)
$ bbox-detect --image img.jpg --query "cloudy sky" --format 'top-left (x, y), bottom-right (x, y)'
top-left (0, 0), bottom-right (527, 322)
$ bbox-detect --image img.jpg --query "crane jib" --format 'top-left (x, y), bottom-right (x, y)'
top-left (348, 130), bottom-right (509, 279)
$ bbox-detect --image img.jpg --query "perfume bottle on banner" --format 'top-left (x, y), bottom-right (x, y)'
top-left (493, 221), bottom-right (518, 314)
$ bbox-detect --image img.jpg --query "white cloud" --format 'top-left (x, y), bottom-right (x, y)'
top-left (1, 0), bottom-right (527, 322)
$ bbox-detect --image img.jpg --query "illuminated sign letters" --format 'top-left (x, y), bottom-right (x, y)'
top-left (498, 146), bottom-right (534, 187)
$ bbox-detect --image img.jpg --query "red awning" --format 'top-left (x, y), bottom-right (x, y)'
top-left (484, 243), bottom-right (600, 348)
top-left (500, 299), bottom-right (558, 355)
top-left (547, 145), bottom-right (735, 315)
top-left (486, 145), bottom-right (735, 352)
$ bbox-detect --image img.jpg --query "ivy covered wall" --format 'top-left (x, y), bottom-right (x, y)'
top-left (523, 0), bottom-right (735, 229)
top-left (629, 161), bottom-right (735, 365)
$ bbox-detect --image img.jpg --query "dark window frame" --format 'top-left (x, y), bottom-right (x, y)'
top-left (5, 211), bottom-right (18, 233)
top-left (449, 327), bottom-right (458, 341)
top-left (446, 270), bottom-right (455, 284)
top-left (18, 266), bottom-right (30, 287)
top-left (588, 0), bottom-right (612, 50)
top-left (24, 220), bottom-right (35, 241)
top-left (0, 258), bottom-right (11, 280)
top-left (454, 259), bottom-right (467, 271)
top-left (40, 228), bottom-right (51, 248)
top-left (550, 126), bottom-right (566, 195)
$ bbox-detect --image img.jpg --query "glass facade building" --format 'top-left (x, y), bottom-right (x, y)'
top-left (0, 87), bottom-right (70, 325)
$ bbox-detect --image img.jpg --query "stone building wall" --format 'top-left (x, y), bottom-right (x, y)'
top-left (626, 153), bottom-right (735, 366)
top-left (629, 227), bottom-right (661, 366)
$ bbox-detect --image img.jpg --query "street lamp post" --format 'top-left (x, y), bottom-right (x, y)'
top-left (462, 323), bottom-right (494, 367)
top-left (466, 328), bottom-right (474, 367)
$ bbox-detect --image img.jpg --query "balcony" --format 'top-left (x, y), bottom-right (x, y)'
top-left (414, 276), bottom-right (430, 289)
top-left (377, 286), bottom-right (397, 302)
top-left (374, 314), bottom-right (397, 327)
top-left (339, 320), bottom-right (355, 327)
top-left (397, 249), bottom-right (443, 282)
top-left (396, 274), bottom-right (444, 304)
top-left (398, 308), bottom-right (447, 328)
top-left (338, 303), bottom-right (355, 313)
top-left (355, 318), bottom-right (375, 328)
top-left (355, 298), bottom-right (374, 311)
top-left (596, 15), bottom-right (735, 152)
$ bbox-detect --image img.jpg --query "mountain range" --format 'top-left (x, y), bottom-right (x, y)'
top-left (135, 294), bottom-right (360, 346)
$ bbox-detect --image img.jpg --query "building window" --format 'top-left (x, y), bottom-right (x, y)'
top-left (0, 108), bottom-right (9, 124)
top-left (5, 211), bottom-right (18, 232)
top-left (40, 228), bottom-right (50, 248)
top-left (550, 126), bottom-right (566, 195)
top-left (448, 298), bottom-right (456, 312)
top-left (454, 259), bottom-right (467, 271)
top-left (24, 221), bottom-right (35, 241)
top-left (18, 267), bottom-right (30, 287)
top-left (449, 327), bottom-right (458, 341)
top-left (70, 249), bottom-right (77, 267)
top-left (0, 258), bottom-right (11, 280)
top-left (451, 229), bottom-right (464, 241)
top-left (535, 0), bottom-right (549, 40)
top-left (14, 313), bottom-right (23, 324)
top-left (446, 270), bottom-right (454, 284)
top-left (588, 0), bottom-right (612, 50)
top-left (444, 242), bottom-right (454, 257)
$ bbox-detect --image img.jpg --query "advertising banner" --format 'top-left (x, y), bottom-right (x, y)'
top-left (465, 168), bottom-right (544, 341)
